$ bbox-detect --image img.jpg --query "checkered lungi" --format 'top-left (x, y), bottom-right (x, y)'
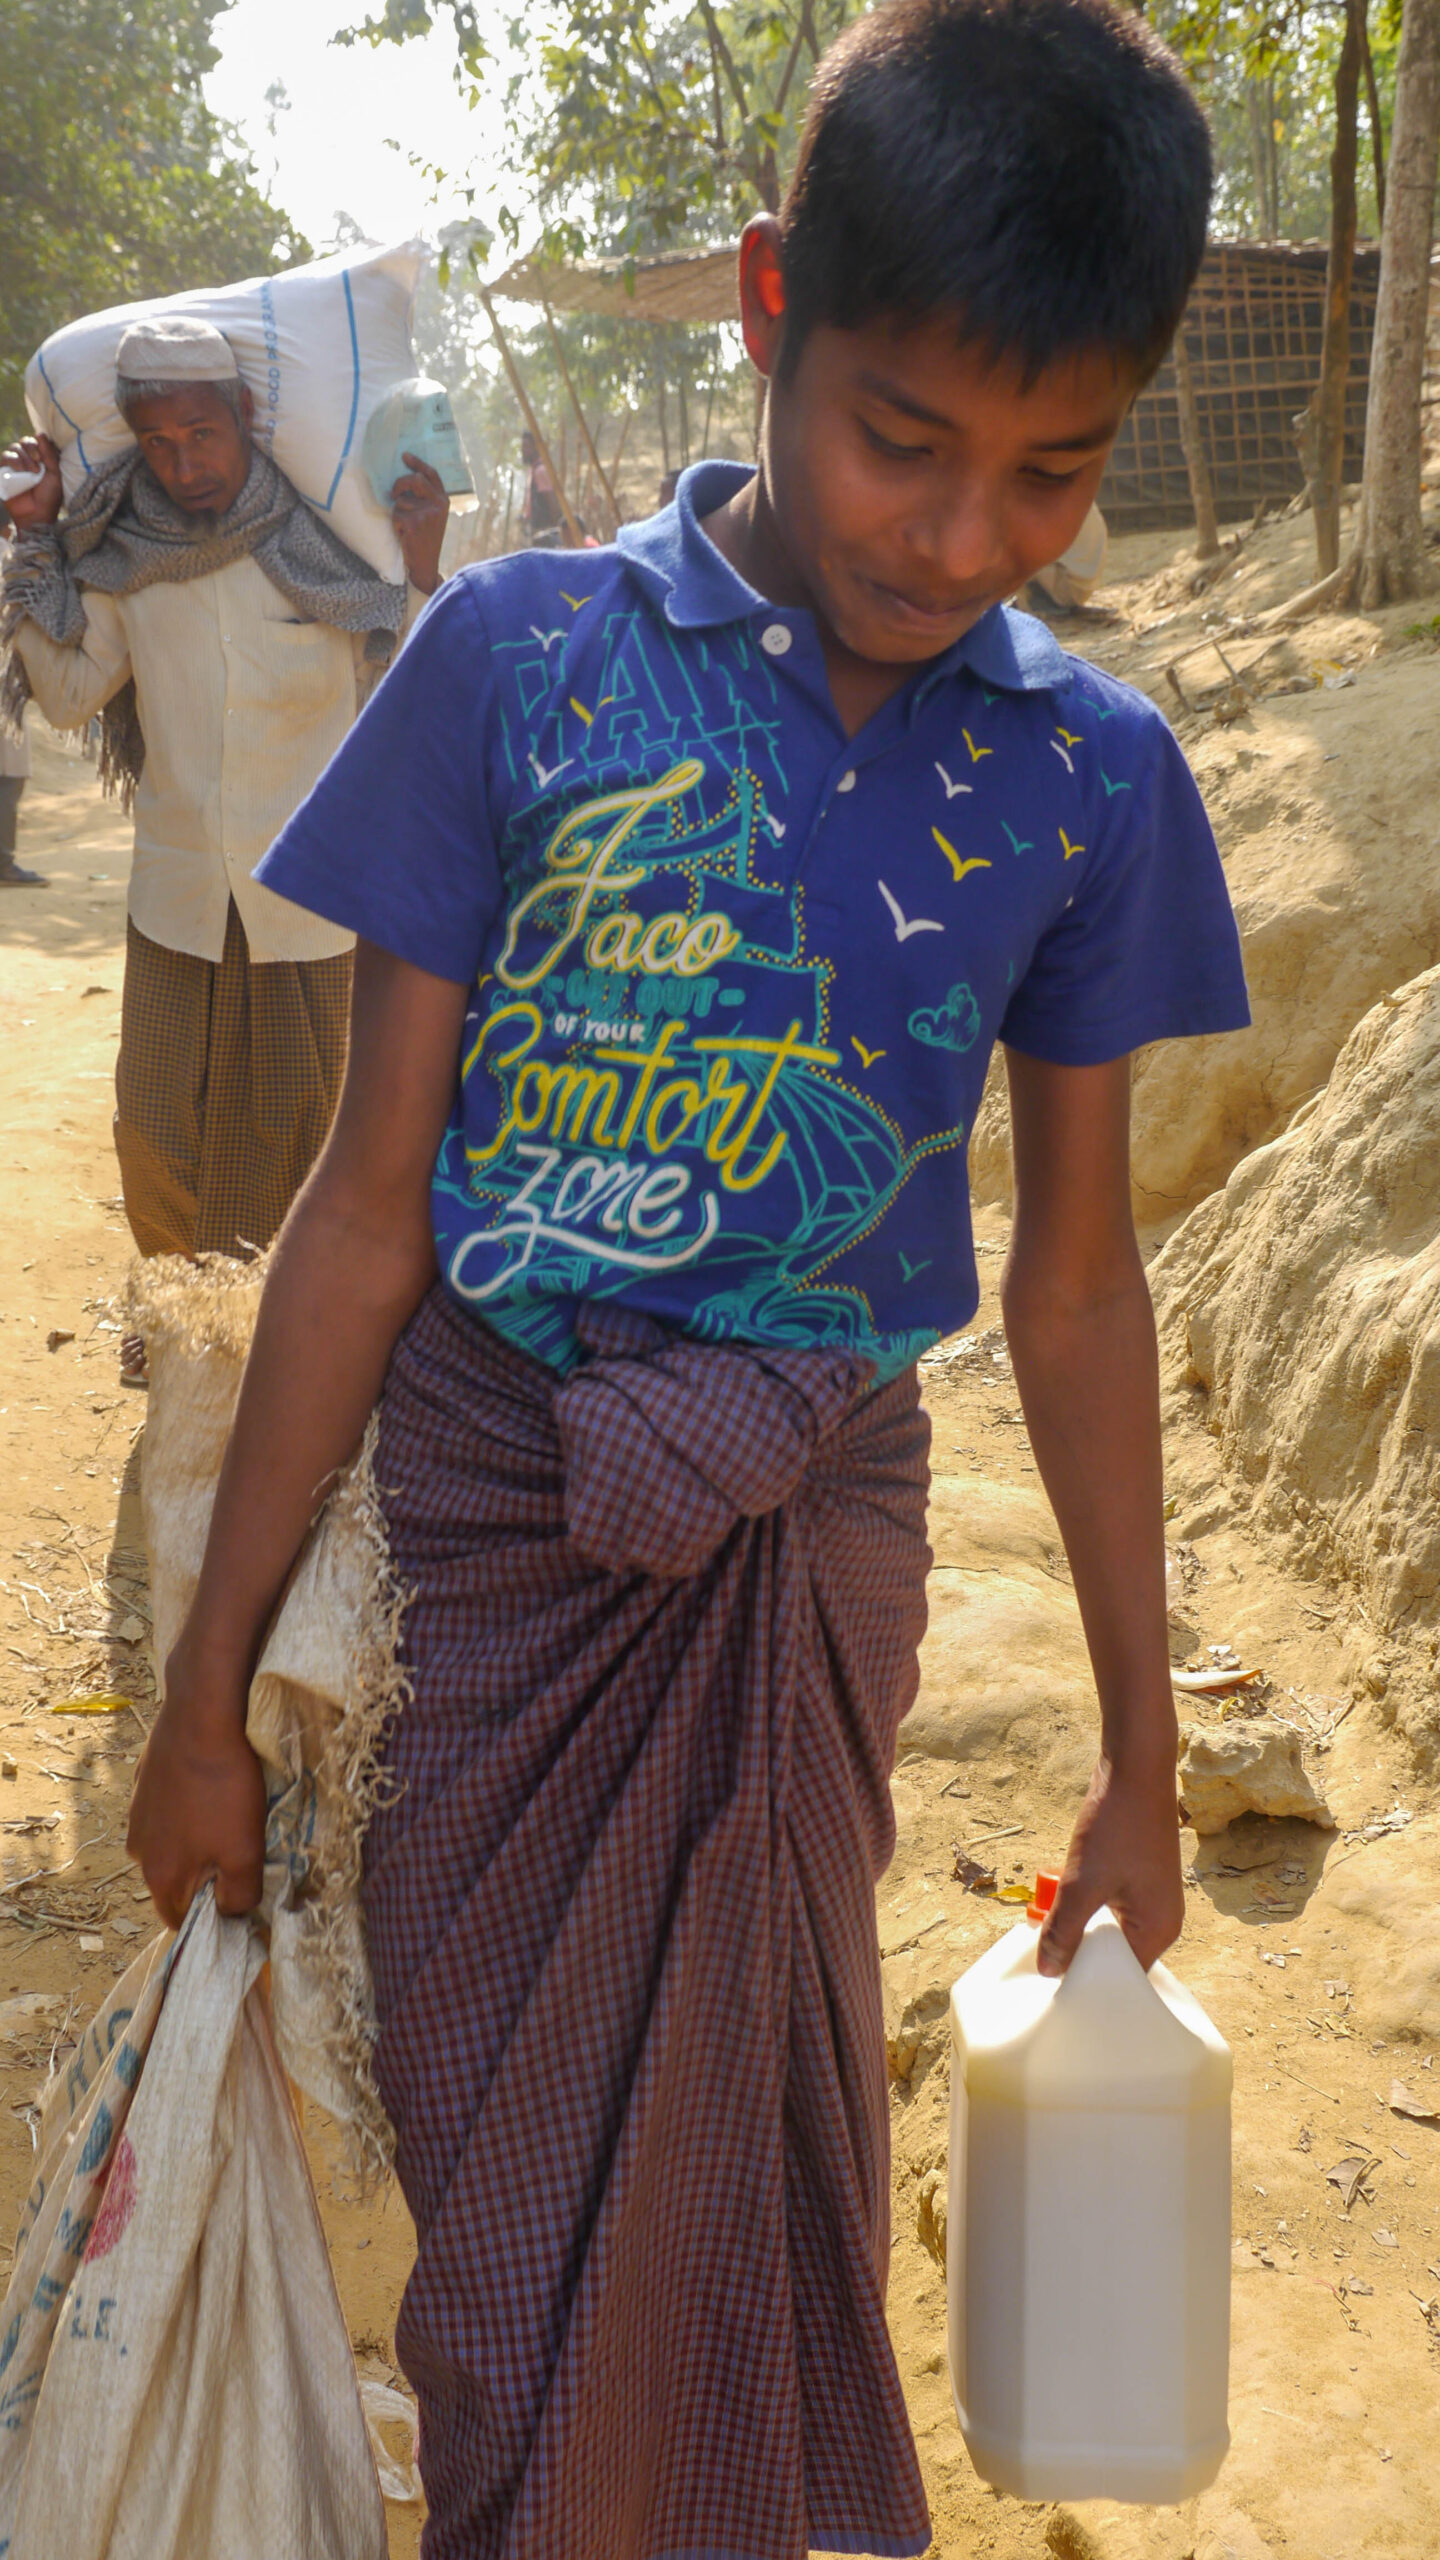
top-left (114, 899), bottom-right (351, 1259)
top-left (363, 1287), bottom-right (935, 2560)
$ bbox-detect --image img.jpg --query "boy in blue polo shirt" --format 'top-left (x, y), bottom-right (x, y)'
top-left (130, 3), bottom-right (1246, 2553)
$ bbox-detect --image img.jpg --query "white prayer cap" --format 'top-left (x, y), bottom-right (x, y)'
top-left (115, 316), bottom-right (240, 383)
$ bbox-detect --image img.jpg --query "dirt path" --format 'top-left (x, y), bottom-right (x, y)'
top-left (1, 730), bottom-right (1435, 2559)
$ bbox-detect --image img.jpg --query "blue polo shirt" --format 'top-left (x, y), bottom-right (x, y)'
top-left (259, 460), bottom-right (1248, 1379)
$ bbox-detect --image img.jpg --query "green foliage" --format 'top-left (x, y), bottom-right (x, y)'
top-left (354, 0), bottom-right (857, 251)
top-left (0, 0), bottom-right (308, 439)
top-left (1155, 0), bottom-right (1398, 240)
top-left (357, 0), bottom-right (1411, 527)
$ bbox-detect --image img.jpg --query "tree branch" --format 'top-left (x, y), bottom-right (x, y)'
top-left (1358, 0), bottom-right (1386, 224)
top-left (773, 0), bottom-right (818, 115)
top-left (695, 0), bottom-right (751, 118)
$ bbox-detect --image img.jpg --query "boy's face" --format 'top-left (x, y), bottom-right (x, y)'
top-left (755, 288), bottom-right (1137, 668)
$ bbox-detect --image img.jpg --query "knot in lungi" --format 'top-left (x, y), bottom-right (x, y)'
top-left (552, 1302), bottom-right (873, 1579)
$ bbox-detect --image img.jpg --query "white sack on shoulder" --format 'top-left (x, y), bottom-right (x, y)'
top-left (0, 1891), bottom-right (386, 2560)
top-left (25, 242), bottom-right (422, 583)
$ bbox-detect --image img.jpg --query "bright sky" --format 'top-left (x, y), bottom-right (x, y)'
top-left (204, 0), bottom-right (515, 255)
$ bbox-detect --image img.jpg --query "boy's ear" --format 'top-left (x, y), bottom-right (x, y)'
top-left (736, 217), bottom-right (787, 380)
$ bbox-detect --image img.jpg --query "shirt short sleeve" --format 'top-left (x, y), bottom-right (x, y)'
top-left (999, 697), bottom-right (1250, 1064)
top-left (255, 572), bottom-right (504, 986)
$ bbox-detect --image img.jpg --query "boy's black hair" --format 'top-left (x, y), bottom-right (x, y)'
top-left (777, 0), bottom-right (1211, 384)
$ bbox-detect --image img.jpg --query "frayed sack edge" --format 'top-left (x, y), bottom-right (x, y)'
top-left (125, 1246), bottom-right (271, 1366)
top-left (287, 1416), bottom-right (411, 2187)
top-left (125, 1250), bottom-right (409, 2187)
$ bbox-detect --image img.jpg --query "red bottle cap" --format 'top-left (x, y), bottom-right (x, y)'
top-left (1027, 1870), bottom-right (1060, 1924)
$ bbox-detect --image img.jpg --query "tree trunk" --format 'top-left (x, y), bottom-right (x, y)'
top-left (1350, 0), bottom-right (1440, 604)
top-left (1246, 80), bottom-right (1271, 234)
top-left (1173, 331), bottom-right (1221, 558)
top-left (1307, 0), bottom-right (1362, 576)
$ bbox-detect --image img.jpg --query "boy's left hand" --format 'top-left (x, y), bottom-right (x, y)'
top-left (1036, 1749), bottom-right (1184, 1978)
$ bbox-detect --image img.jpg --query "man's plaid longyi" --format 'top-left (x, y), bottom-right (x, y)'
top-left (362, 1289), bottom-right (936, 2560)
top-left (114, 899), bottom-right (350, 1258)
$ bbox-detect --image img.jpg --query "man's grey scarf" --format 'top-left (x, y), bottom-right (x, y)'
top-left (1, 446), bottom-right (405, 809)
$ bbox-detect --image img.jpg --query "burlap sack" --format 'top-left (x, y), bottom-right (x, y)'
top-left (128, 1252), bottom-right (405, 2172)
top-left (0, 1893), bottom-right (387, 2560)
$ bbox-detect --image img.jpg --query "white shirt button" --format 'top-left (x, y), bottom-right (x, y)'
top-left (837, 769), bottom-right (857, 792)
top-left (760, 623), bottom-right (792, 656)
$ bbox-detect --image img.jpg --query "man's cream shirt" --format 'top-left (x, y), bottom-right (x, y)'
top-left (14, 555), bottom-right (425, 961)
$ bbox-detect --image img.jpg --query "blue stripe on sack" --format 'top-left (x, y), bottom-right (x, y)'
top-left (35, 349), bottom-right (89, 472)
top-left (322, 269), bottom-right (363, 511)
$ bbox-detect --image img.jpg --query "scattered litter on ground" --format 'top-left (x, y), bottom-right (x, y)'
top-left (950, 1850), bottom-right (997, 1894)
top-left (1390, 2082), bottom-right (1440, 2124)
top-left (1326, 2156), bottom-right (1379, 2211)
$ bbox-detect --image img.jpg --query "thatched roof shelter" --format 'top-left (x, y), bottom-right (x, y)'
top-left (489, 248), bottom-right (737, 328)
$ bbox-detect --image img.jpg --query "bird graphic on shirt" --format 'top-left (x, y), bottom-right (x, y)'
top-left (932, 828), bottom-right (992, 884)
top-left (1001, 822), bottom-right (1035, 858)
top-left (763, 812), bottom-right (787, 841)
top-left (569, 697), bottom-right (594, 724)
top-left (878, 881), bottom-right (944, 941)
top-left (559, 591), bottom-right (592, 612)
top-left (1056, 726), bottom-right (1084, 750)
top-left (528, 752), bottom-right (573, 790)
top-left (851, 1037), bottom-right (886, 1069)
top-left (1099, 768), bottom-right (1132, 797)
top-left (1049, 737), bottom-right (1076, 777)
top-left (529, 626), bottom-right (566, 651)
top-left (934, 761), bottom-right (973, 799)
top-left (898, 1250), bottom-right (933, 1283)
top-left (961, 728), bottom-right (993, 763)
top-left (1059, 829), bottom-right (1085, 860)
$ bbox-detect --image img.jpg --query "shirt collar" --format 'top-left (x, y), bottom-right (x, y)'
top-left (616, 458), bottom-right (1069, 697)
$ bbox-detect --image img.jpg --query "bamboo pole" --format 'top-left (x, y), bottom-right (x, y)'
top-left (1172, 332), bottom-right (1220, 560)
top-left (608, 408), bottom-right (635, 522)
top-left (541, 301), bottom-right (622, 536)
top-left (476, 285), bottom-right (584, 549)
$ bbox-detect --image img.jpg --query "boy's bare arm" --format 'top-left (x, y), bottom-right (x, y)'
top-left (128, 942), bottom-right (469, 1927)
top-left (1000, 1047), bottom-right (1182, 1978)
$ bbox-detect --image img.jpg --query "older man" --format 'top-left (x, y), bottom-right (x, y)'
top-left (0, 315), bottom-right (446, 1375)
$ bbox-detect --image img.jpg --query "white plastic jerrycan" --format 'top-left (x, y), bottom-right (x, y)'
top-left (947, 1873), bottom-right (1231, 2504)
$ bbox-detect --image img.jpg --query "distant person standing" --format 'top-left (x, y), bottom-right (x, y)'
top-left (1027, 500), bottom-right (1110, 613)
top-left (0, 686), bottom-right (36, 888)
top-left (0, 316), bottom-right (447, 1379)
top-left (0, 710), bottom-right (34, 887)
top-left (519, 428), bottom-right (562, 543)
top-left (0, 519), bottom-right (38, 886)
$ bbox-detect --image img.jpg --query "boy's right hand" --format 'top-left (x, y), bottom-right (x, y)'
top-left (127, 1661), bottom-right (268, 1930)
top-left (0, 434), bottom-right (63, 529)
